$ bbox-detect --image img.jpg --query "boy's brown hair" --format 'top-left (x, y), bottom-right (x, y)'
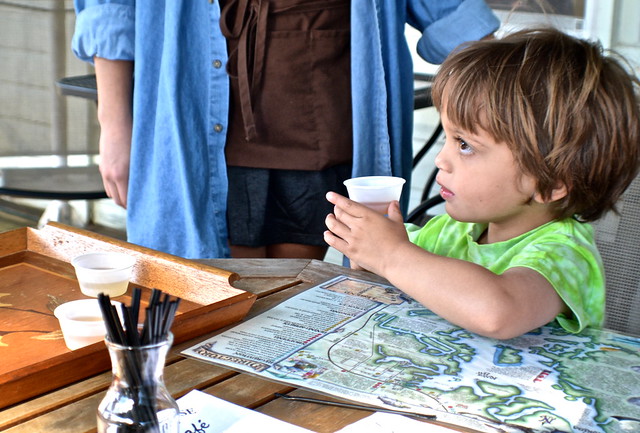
top-left (431, 28), bottom-right (640, 222)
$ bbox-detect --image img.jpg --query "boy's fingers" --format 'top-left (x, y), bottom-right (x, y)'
top-left (323, 229), bottom-right (348, 251)
top-left (326, 191), bottom-right (365, 216)
top-left (326, 191), bottom-right (344, 205)
top-left (325, 212), bottom-right (353, 239)
top-left (387, 200), bottom-right (403, 223)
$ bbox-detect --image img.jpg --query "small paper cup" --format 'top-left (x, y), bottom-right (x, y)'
top-left (54, 299), bottom-right (118, 350)
top-left (72, 252), bottom-right (135, 298)
top-left (343, 176), bottom-right (406, 213)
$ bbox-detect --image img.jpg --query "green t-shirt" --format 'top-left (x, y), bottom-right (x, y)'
top-left (406, 214), bottom-right (605, 333)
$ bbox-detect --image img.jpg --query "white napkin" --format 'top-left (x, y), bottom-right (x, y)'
top-left (178, 390), bottom-right (313, 433)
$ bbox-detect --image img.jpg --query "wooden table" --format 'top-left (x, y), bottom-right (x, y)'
top-left (0, 258), bottom-right (476, 433)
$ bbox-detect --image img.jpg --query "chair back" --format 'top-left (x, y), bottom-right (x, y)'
top-left (592, 175), bottom-right (640, 337)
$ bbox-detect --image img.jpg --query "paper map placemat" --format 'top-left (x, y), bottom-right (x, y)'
top-left (182, 275), bottom-right (640, 433)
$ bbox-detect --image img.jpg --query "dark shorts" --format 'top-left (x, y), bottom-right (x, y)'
top-left (227, 164), bottom-right (351, 247)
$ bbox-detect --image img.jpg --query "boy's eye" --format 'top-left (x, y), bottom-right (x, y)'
top-left (456, 137), bottom-right (473, 155)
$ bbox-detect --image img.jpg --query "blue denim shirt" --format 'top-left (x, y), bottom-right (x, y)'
top-left (72, 0), bottom-right (499, 259)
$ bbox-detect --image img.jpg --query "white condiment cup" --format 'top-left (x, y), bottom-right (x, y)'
top-left (71, 252), bottom-right (135, 298)
top-left (54, 299), bottom-right (119, 350)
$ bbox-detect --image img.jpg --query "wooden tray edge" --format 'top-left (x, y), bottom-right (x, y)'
top-left (0, 291), bottom-right (256, 410)
top-left (29, 223), bottom-right (244, 305)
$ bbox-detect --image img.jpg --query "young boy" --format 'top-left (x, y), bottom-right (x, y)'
top-left (324, 28), bottom-right (640, 340)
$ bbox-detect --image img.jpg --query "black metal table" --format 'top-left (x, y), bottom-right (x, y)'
top-left (56, 74), bottom-right (98, 101)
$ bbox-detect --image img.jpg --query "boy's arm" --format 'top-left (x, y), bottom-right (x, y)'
top-left (324, 192), bottom-right (566, 340)
top-left (94, 57), bottom-right (134, 208)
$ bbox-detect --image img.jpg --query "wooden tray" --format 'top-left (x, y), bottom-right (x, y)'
top-left (0, 223), bottom-right (256, 409)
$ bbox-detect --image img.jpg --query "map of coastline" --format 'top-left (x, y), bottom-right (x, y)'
top-left (183, 276), bottom-right (640, 433)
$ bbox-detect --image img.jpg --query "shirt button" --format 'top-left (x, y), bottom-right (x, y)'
top-left (214, 124), bottom-right (224, 133)
top-left (212, 59), bottom-right (222, 68)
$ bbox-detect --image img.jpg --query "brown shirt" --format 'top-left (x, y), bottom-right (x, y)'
top-left (221, 0), bottom-right (352, 170)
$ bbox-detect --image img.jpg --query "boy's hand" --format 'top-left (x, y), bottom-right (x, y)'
top-left (324, 192), bottom-right (408, 275)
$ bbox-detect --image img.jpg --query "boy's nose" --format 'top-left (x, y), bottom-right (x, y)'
top-left (434, 148), bottom-right (450, 173)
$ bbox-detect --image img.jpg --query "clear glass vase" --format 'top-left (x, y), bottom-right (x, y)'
top-left (97, 334), bottom-right (179, 433)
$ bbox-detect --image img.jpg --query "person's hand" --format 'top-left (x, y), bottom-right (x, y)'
top-left (93, 57), bottom-right (134, 209)
top-left (324, 192), bottom-right (408, 275)
top-left (98, 123), bottom-right (131, 208)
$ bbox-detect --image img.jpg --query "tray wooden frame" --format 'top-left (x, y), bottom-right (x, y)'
top-left (0, 223), bottom-right (256, 409)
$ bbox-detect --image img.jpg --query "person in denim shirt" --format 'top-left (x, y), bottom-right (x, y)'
top-left (71, 0), bottom-right (499, 259)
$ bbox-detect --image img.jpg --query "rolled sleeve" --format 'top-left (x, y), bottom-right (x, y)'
top-left (413, 0), bottom-right (500, 64)
top-left (72, 3), bottom-right (135, 63)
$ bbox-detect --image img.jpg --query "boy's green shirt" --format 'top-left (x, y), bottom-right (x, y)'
top-left (407, 214), bottom-right (605, 333)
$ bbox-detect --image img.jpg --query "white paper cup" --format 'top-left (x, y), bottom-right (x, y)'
top-left (71, 252), bottom-right (135, 298)
top-left (54, 299), bottom-right (118, 350)
top-left (343, 176), bottom-right (406, 213)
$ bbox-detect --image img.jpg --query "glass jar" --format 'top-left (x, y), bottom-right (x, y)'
top-left (97, 334), bottom-right (179, 433)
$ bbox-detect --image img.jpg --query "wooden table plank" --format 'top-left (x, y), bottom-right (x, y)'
top-left (3, 393), bottom-right (104, 433)
top-left (257, 389), bottom-right (372, 433)
top-left (198, 258), bottom-right (311, 278)
top-left (203, 374), bottom-right (295, 408)
top-left (198, 258), bottom-right (309, 299)
top-left (0, 371), bottom-right (111, 431)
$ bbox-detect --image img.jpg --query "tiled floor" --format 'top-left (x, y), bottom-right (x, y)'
top-left (0, 108), bottom-right (443, 264)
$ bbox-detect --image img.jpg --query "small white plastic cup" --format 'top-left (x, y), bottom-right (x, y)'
top-left (54, 299), bottom-right (118, 350)
top-left (71, 252), bottom-right (135, 298)
top-left (343, 176), bottom-right (406, 213)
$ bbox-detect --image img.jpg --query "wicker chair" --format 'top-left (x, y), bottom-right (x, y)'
top-left (592, 174), bottom-right (640, 337)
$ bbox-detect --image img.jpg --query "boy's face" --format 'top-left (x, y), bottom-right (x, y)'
top-left (434, 110), bottom-right (550, 241)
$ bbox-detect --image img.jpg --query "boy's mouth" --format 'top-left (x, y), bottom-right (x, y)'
top-left (440, 185), bottom-right (454, 200)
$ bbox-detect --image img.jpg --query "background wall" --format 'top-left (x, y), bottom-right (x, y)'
top-left (0, 0), bottom-right (97, 161)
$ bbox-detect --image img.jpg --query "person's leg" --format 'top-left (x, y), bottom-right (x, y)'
top-left (263, 164), bottom-right (350, 259)
top-left (230, 245), bottom-right (267, 258)
top-left (266, 243), bottom-right (327, 260)
top-left (227, 167), bottom-right (269, 258)
top-left (227, 164), bottom-right (350, 260)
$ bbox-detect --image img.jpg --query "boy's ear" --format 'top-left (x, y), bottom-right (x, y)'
top-left (533, 182), bottom-right (568, 204)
